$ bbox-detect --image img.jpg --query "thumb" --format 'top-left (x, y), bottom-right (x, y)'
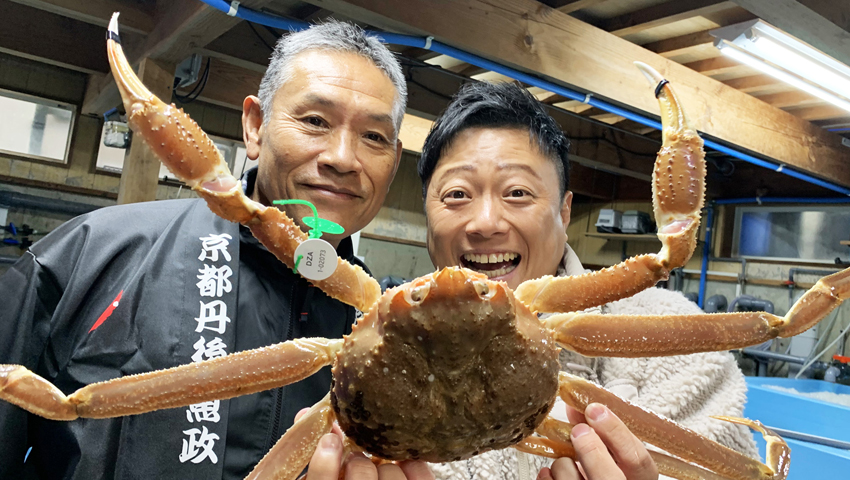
top-left (305, 433), bottom-right (344, 480)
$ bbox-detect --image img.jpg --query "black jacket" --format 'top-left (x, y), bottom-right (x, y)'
top-left (0, 195), bottom-right (365, 479)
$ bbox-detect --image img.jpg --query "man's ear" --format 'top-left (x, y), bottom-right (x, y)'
top-left (560, 190), bottom-right (573, 240)
top-left (242, 95), bottom-right (263, 161)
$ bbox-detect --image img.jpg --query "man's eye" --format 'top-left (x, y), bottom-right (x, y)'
top-left (450, 191), bottom-right (466, 199)
top-left (365, 132), bottom-right (387, 143)
top-left (304, 116), bottom-right (326, 127)
top-left (509, 189), bottom-right (529, 198)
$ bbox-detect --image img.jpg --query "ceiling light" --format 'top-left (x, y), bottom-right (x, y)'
top-left (710, 20), bottom-right (850, 114)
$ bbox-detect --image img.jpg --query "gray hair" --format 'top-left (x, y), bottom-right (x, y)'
top-left (258, 20), bottom-right (407, 139)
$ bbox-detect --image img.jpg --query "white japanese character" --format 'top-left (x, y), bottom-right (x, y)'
top-left (191, 336), bottom-right (228, 363)
top-left (179, 426), bottom-right (219, 464)
top-left (198, 234), bottom-right (232, 262)
top-left (196, 264), bottom-right (233, 297)
top-left (186, 400), bottom-right (221, 423)
top-left (195, 300), bottom-right (230, 334)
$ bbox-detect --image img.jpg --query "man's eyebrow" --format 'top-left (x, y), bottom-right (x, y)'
top-left (300, 94), bottom-right (393, 127)
top-left (497, 162), bottom-right (543, 179)
top-left (439, 164), bottom-right (477, 178)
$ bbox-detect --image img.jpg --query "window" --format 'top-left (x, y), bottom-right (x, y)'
top-left (733, 205), bottom-right (850, 263)
top-left (96, 129), bottom-right (252, 181)
top-left (0, 89), bottom-right (75, 163)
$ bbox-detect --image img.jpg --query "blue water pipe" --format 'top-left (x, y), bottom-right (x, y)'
top-left (197, 0), bottom-right (850, 197)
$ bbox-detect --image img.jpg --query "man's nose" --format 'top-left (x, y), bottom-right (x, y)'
top-left (318, 130), bottom-right (362, 174)
top-left (465, 198), bottom-right (509, 238)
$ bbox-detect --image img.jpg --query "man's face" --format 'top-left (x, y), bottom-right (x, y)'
top-left (425, 128), bottom-right (572, 290)
top-left (244, 50), bottom-right (402, 246)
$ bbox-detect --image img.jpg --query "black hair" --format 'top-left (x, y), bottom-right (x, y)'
top-left (418, 81), bottom-right (570, 198)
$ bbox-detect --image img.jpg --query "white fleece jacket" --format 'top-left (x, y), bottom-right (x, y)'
top-left (429, 245), bottom-right (758, 480)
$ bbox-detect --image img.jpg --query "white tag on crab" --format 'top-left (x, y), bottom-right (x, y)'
top-left (294, 238), bottom-right (337, 281)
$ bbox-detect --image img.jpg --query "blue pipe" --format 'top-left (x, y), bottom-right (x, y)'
top-left (698, 204), bottom-right (714, 309)
top-left (197, 0), bottom-right (850, 196)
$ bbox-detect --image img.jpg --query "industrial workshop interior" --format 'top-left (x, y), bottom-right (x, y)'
top-left (1, 0), bottom-right (849, 479)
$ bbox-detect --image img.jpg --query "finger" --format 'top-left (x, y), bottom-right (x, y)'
top-left (399, 460), bottom-right (436, 480)
top-left (377, 463), bottom-right (407, 480)
top-left (571, 423), bottom-right (625, 480)
top-left (565, 405), bottom-right (586, 426)
top-left (306, 434), bottom-right (343, 480)
top-left (295, 408), bottom-right (310, 422)
top-left (549, 457), bottom-right (582, 480)
top-left (584, 403), bottom-right (658, 480)
top-left (345, 453), bottom-right (378, 480)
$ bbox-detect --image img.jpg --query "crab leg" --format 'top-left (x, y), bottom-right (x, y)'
top-left (543, 267), bottom-right (850, 357)
top-left (516, 62), bottom-right (704, 313)
top-left (532, 417), bottom-right (733, 480)
top-left (246, 393), bottom-right (336, 480)
top-left (0, 338), bottom-right (341, 420)
top-left (105, 13), bottom-right (380, 313)
top-left (557, 373), bottom-right (789, 480)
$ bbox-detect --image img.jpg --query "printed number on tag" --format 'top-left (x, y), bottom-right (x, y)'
top-left (294, 238), bottom-right (337, 281)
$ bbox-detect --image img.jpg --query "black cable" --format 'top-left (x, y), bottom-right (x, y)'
top-left (175, 58), bottom-right (211, 105)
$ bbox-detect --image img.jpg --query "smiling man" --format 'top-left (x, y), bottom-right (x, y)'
top-left (419, 82), bottom-right (757, 480)
top-left (0, 21), bottom-right (415, 480)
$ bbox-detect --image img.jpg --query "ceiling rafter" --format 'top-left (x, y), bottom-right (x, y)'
top-left (591, 0), bottom-right (735, 37)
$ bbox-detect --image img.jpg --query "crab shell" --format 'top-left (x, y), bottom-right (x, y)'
top-left (331, 267), bottom-right (561, 462)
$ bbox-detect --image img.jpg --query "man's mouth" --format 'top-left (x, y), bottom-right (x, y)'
top-left (460, 252), bottom-right (521, 278)
top-left (304, 184), bottom-right (360, 199)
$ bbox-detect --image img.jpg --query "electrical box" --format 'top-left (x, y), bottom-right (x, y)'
top-left (103, 121), bottom-right (131, 149)
top-left (595, 209), bottom-right (622, 233)
top-left (621, 210), bottom-right (654, 234)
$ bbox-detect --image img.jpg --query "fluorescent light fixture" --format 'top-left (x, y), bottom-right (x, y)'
top-left (710, 20), bottom-right (850, 114)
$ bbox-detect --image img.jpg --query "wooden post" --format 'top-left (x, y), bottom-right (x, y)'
top-left (117, 57), bottom-right (174, 205)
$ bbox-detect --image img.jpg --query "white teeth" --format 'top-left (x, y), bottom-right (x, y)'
top-left (478, 263), bottom-right (518, 278)
top-left (462, 252), bottom-right (519, 264)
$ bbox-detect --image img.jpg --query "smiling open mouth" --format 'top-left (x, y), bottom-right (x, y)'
top-left (460, 252), bottom-right (521, 278)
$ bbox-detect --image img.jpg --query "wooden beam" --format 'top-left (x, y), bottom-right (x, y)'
top-left (722, 75), bottom-right (790, 95)
top-left (733, 0), bottom-right (850, 68)
top-left (757, 90), bottom-right (825, 109)
top-left (683, 56), bottom-right (751, 77)
top-left (641, 30), bottom-right (714, 57)
top-left (539, 0), bottom-right (607, 14)
top-left (593, 0), bottom-right (734, 37)
top-left (786, 104), bottom-right (850, 122)
top-left (0, 2), bottom-right (129, 74)
top-left (7, 0), bottom-right (155, 35)
top-left (117, 58), bottom-right (174, 204)
top-left (82, 0), bottom-right (275, 115)
top-left (308, 0), bottom-right (850, 188)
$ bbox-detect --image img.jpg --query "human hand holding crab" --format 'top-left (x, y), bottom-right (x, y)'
top-left (3, 13), bottom-right (849, 480)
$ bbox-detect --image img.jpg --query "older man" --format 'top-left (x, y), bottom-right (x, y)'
top-left (418, 82), bottom-right (757, 480)
top-left (0, 21), bottom-right (407, 479)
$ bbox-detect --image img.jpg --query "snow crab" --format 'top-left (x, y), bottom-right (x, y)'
top-left (3, 13), bottom-right (850, 480)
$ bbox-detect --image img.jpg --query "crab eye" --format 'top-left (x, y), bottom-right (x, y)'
top-left (406, 284), bottom-right (431, 305)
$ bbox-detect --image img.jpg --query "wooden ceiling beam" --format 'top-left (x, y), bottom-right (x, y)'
top-left (786, 105), bottom-right (850, 122)
top-left (7, 0), bottom-right (155, 35)
top-left (757, 91), bottom-right (825, 109)
top-left (306, 0), bottom-right (850, 188)
top-left (593, 0), bottom-right (735, 37)
top-left (538, 0), bottom-right (608, 14)
top-left (732, 0), bottom-right (850, 68)
top-left (722, 74), bottom-right (789, 95)
top-left (0, 2), bottom-right (142, 74)
top-left (683, 56), bottom-right (751, 77)
top-left (82, 0), bottom-right (276, 115)
top-left (641, 30), bottom-right (714, 57)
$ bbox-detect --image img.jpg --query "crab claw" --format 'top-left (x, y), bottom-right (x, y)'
top-left (635, 61), bottom-right (705, 268)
